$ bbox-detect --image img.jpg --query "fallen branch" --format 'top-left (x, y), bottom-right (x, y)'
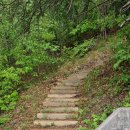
top-left (120, 18), bottom-right (130, 28)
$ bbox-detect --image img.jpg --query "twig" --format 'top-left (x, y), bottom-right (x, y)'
top-left (67, 0), bottom-right (73, 14)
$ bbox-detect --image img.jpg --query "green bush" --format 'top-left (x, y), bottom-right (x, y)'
top-left (113, 35), bottom-right (130, 86)
top-left (0, 20), bottom-right (60, 112)
top-left (112, 27), bottom-right (130, 108)
top-left (71, 39), bottom-right (95, 58)
top-left (113, 42), bottom-right (130, 70)
top-left (79, 107), bottom-right (113, 130)
top-left (70, 20), bottom-right (96, 36)
top-left (0, 67), bottom-right (20, 111)
top-left (0, 115), bottom-right (11, 125)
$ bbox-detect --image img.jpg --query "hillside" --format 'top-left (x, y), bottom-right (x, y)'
top-left (0, 0), bottom-right (130, 130)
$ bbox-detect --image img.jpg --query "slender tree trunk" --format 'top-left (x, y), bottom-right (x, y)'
top-left (99, 0), bottom-right (111, 38)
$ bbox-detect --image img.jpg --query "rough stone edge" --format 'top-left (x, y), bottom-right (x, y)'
top-left (95, 107), bottom-right (130, 130)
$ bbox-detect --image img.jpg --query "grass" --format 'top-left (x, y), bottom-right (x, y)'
top-left (78, 61), bottom-right (128, 129)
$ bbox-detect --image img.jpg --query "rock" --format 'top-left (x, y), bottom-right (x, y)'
top-left (96, 108), bottom-right (130, 130)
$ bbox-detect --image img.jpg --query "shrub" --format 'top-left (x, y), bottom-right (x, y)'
top-left (71, 39), bottom-right (95, 58)
top-left (0, 26), bottom-right (60, 112)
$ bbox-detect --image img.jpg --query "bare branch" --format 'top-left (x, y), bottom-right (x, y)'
top-left (67, 0), bottom-right (73, 14)
top-left (120, 18), bottom-right (130, 28)
top-left (120, 1), bottom-right (130, 12)
top-left (0, 0), bottom-right (17, 6)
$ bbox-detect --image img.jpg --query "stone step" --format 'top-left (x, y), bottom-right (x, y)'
top-left (48, 94), bottom-right (78, 98)
top-left (43, 101), bottom-right (77, 107)
top-left (63, 82), bottom-right (80, 87)
top-left (34, 120), bottom-right (78, 127)
top-left (37, 113), bottom-right (77, 120)
top-left (75, 73), bottom-right (87, 79)
top-left (50, 89), bottom-right (78, 94)
top-left (31, 128), bottom-right (76, 130)
top-left (57, 83), bottom-right (79, 88)
top-left (53, 86), bottom-right (77, 90)
top-left (42, 107), bottom-right (79, 113)
top-left (45, 98), bottom-right (79, 102)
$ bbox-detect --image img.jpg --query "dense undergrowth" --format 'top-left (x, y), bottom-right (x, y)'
top-left (0, 22), bottom-right (61, 112)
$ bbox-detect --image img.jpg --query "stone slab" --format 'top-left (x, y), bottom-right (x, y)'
top-left (48, 94), bottom-right (78, 98)
top-left (96, 108), bottom-right (130, 130)
top-left (37, 113), bottom-right (76, 120)
top-left (43, 101), bottom-right (77, 107)
top-left (31, 128), bottom-right (76, 130)
top-left (42, 107), bottom-right (79, 113)
top-left (45, 98), bottom-right (79, 102)
top-left (53, 86), bottom-right (77, 90)
top-left (34, 120), bottom-right (78, 127)
top-left (50, 89), bottom-right (78, 94)
top-left (63, 82), bottom-right (80, 86)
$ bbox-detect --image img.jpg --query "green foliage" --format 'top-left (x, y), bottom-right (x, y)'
top-left (0, 18), bottom-right (60, 112)
top-left (70, 20), bottom-right (97, 35)
top-left (79, 107), bottom-right (113, 130)
top-left (113, 32), bottom-right (130, 87)
top-left (70, 12), bottom-right (124, 37)
top-left (120, 23), bottom-right (130, 40)
top-left (41, 33), bottom-right (55, 41)
top-left (112, 26), bottom-right (130, 109)
top-left (0, 67), bottom-right (20, 111)
top-left (0, 115), bottom-right (11, 125)
top-left (124, 92), bottom-right (130, 107)
top-left (78, 126), bottom-right (87, 130)
top-left (71, 39), bottom-right (95, 58)
top-left (113, 42), bottom-right (130, 70)
top-left (97, 13), bottom-right (124, 31)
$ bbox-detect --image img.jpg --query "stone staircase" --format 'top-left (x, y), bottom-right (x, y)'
top-left (30, 50), bottom-right (110, 130)
top-left (31, 70), bottom-right (89, 130)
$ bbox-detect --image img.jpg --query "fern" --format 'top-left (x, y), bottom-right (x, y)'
top-left (71, 39), bottom-right (95, 58)
top-left (113, 33), bottom-right (130, 90)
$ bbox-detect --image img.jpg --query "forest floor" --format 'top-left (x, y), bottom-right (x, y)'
top-left (0, 43), bottom-right (127, 130)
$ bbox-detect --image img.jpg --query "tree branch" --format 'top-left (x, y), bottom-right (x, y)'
top-left (120, 1), bottom-right (130, 12)
top-left (120, 18), bottom-right (130, 28)
top-left (67, 0), bottom-right (73, 14)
